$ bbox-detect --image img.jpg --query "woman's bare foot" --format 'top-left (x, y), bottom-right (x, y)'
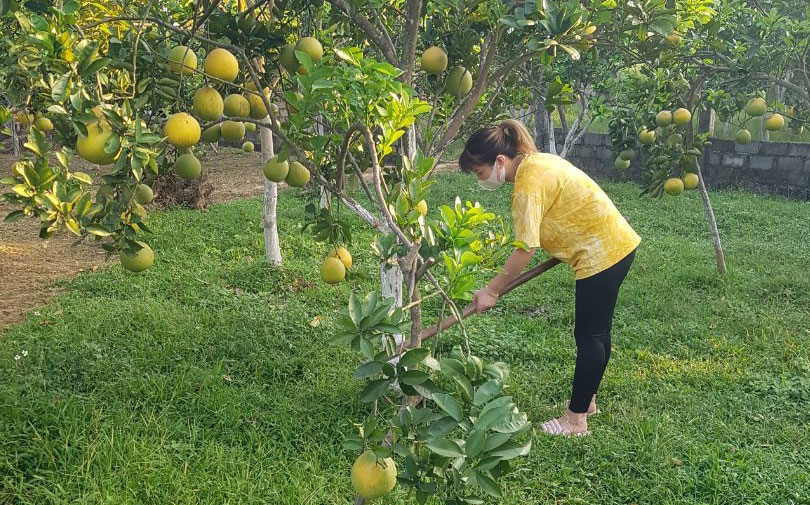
top-left (541, 409), bottom-right (590, 437)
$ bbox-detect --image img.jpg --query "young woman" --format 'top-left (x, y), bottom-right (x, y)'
top-left (459, 119), bottom-right (640, 436)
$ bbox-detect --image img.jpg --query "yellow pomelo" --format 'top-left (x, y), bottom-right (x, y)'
top-left (296, 37), bottom-right (324, 63)
top-left (655, 110), bottom-right (672, 127)
top-left (242, 141), bottom-right (254, 152)
top-left (204, 48), bottom-right (239, 82)
top-left (286, 161), bottom-right (310, 187)
top-left (34, 117), bottom-right (53, 132)
top-left (764, 113), bottom-right (784, 131)
top-left (221, 121), bottom-right (245, 141)
top-left (664, 177), bottom-right (684, 196)
top-left (223, 94), bottom-right (250, 118)
top-left (164, 113), bottom-right (201, 148)
top-left (174, 153), bottom-right (202, 180)
top-left (134, 183), bottom-right (154, 204)
top-left (682, 173), bottom-right (699, 190)
top-left (244, 121), bottom-right (257, 133)
top-left (201, 125), bottom-right (221, 143)
top-left (263, 157), bottom-right (289, 182)
top-left (168, 45), bottom-right (197, 75)
top-left (638, 129), bottom-right (656, 145)
top-left (279, 42), bottom-right (299, 73)
top-left (672, 108), bottom-right (691, 126)
top-left (328, 246), bottom-right (352, 270)
top-left (192, 87), bottom-right (224, 121)
top-left (245, 85), bottom-right (270, 119)
top-left (351, 451), bottom-right (397, 500)
top-left (415, 200), bottom-right (428, 216)
top-left (745, 97), bottom-right (767, 117)
top-left (421, 46), bottom-right (448, 74)
top-left (446, 66), bottom-right (473, 98)
top-left (735, 129), bottom-right (752, 145)
top-left (321, 256), bottom-right (346, 285)
top-left (77, 119), bottom-right (119, 165)
top-left (120, 241), bottom-right (154, 273)
top-left (14, 112), bottom-right (33, 125)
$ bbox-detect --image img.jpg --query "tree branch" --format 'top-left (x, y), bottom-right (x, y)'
top-left (325, 0), bottom-right (398, 65)
top-left (400, 0), bottom-right (423, 84)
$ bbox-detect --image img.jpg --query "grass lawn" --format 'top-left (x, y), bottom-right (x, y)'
top-left (1, 173), bottom-right (809, 504)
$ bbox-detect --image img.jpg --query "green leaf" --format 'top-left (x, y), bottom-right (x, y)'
top-left (454, 374), bottom-right (474, 403)
top-left (62, 0), bottom-right (80, 15)
top-left (70, 172), bottom-right (92, 185)
top-left (52, 74), bottom-right (71, 102)
top-left (487, 440), bottom-right (531, 460)
top-left (400, 369), bottom-right (429, 386)
top-left (104, 134), bottom-right (120, 155)
top-left (432, 393), bottom-right (463, 422)
top-left (471, 469), bottom-right (502, 498)
top-left (426, 438), bottom-right (463, 458)
top-left (474, 455), bottom-right (502, 472)
top-left (85, 224), bottom-right (112, 236)
top-left (492, 411), bottom-right (529, 434)
top-left (48, 105), bottom-right (68, 115)
top-left (465, 429), bottom-right (486, 459)
top-left (360, 378), bottom-right (392, 402)
top-left (440, 358), bottom-right (466, 380)
top-left (400, 347), bottom-right (430, 368)
top-left (353, 360), bottom-right (384, 379)
top-left (482, 432), bottom-right (512, 452)
top-left (473, 380), bottom-right (503, 406)
top-left (427, 416), bottom-right (458, 439)
top-left (4, 210), bottom-right (25, 222)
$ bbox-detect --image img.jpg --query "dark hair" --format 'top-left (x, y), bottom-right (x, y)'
top-left (458, 119), bottom-right (538, 173)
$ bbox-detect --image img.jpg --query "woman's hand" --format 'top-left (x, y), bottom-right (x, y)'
top-left (472, 287), bottom-right (499, 313)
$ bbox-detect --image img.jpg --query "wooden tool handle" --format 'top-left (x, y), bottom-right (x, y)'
top-left (417, 257), bottom-right (562, 342)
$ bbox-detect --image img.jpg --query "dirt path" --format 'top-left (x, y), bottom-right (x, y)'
top-left (0, 146), bottom-right (457, 330)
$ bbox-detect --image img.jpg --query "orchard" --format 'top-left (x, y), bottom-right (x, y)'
top-left (2, 1), bottom-right (809, 504)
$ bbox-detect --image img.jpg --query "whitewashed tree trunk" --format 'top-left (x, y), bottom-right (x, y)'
top-left (11, 120), bottom-right (20, 157)
top-left (547, 113), bottom-right (557, 155)
top-left (261, 121), bottom-right (282, 265)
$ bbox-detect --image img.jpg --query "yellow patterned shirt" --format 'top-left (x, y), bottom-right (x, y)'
top-left (511, 152), bottom-right (641, 280)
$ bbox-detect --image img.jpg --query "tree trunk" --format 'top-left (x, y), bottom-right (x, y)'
top-left (698, 107), bottom-right (715, 136)
top-left (533, 99), bottom-right (548, 151)
top-left (557, 104), bottom-right (568, 138)
top-left (761, 116), bottom-right (769, 141)
top-left (547, 113), bottom-right (557, 155)
top-left (11, 120), bottom-right (20, 157)
top-left (261, 123), bottom-right (282, 265)
top-left (696, 163), bottom-right (727, 274)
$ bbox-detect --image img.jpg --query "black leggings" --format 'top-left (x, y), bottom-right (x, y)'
top-left (569, 248), bottom-right (636, 414)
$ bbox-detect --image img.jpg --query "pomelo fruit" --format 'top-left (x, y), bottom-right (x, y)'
top-left (168, 45), bottom-right (197, 75)
top-left (245, 83), bottom-right (270, 119)
top-left (242, 141), bottom-right (254, 152)
top-left (201, 124), bottom-right (221, 143)
top-left (446, 66), bottom-right (472, 98)
top-left (673, 108), bottom-right (691, 126)
top-left (244, 121), bottom-right (256, 133)
top-left (174, 153), bottom-right (202, 180)
top-left (421, 46), bottom-right (448, 74)
top-left (745, 97), bottom-right (767, 117)
top-left (120, 241), bottom-right (154, 272)
top-left (638, 129), bottom-right (656, 145)
top-left (14, 111), bottom-right (33, 125)
top-left (735, 129), bottom-right (752, 145)
top-left (764, 113), bottom-right (784, 131)
top-left (164, 113), bottom-right (201, 148)
top-left (223, 94), bottom-right (250, 118)
top-left (664, 33), bottom-right (682, 47)
top-left (296, 37), bottom-right (323, 63)
top-left (619, 149), bottom-right (635, 161)
top-left (192, 87), bottom-right (224, 120)
top-left (656, 110), bottom-right (673, 127)
top-left (321, 256), bottom-right (346, 284)
top-left (415, 199), bottom-right (428, 216)
top-left (682, 172), bottom-right (699, 190)
top-left (77, 118), bottom-right (119, 165)
top-left (615, 158), bottom-right (631, 170)
top-left (328, 246), bottom-right (352, 270)
top-left (263, 157), bottom-right (289, 182)
top-left (285, 161), bottom-right (310, 187)
top-left (279, 42), bottom-right (299, 73)
top-left (134, 183), bottom-right (154, 204)
top-left (351, 451), bottom-right (397, 500)
top-left (664, 177), bottom-right (684, 196)
top-left (34, 117), bottom-right (53, 132)
top-left (667, 133), bottom-right (683, 147)
top-left (204, 48), bottom-right (239, 82)
top-left (221, 120), bottom-right (245, 141)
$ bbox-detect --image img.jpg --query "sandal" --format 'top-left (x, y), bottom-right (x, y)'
top-left (541, 418), bottom-right (591, 437)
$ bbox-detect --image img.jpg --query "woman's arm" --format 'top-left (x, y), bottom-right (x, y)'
top-left (473, 247), bottom-right (536, 312)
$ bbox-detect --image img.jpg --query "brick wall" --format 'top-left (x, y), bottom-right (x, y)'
top-left (559, 131), bottom-right (810, 200)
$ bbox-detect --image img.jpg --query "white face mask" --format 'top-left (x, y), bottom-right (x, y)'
top-left (478, 160), bottom-right (506, 191)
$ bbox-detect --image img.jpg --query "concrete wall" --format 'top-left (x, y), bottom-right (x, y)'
top-left (558, 131), bottom-right (810, 200)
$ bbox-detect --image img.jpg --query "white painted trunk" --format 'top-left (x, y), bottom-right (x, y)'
top-left (547, 113), bottom-right (557, 155)
top-left (260, 121), bottom-right (282, 265)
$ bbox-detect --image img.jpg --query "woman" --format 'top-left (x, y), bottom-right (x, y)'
top-left (460, 120), bottom-right (640, 436)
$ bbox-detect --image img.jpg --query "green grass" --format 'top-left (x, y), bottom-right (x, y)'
top-left (2, 175), bottom-right (810, 504)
